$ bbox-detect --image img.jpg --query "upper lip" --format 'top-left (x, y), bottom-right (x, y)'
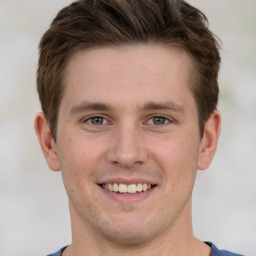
top-left (98, 178), bottom-right (157, 185)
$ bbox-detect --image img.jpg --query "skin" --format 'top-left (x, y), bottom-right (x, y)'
top-left (35, 45), bottom-right (220, 256)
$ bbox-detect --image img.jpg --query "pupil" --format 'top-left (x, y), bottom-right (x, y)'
top-left (153, 117), bottom-right (165, 125)
top-left (92, 117), bottom-right (103, 125)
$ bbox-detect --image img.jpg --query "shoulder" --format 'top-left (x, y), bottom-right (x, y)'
top-left (205, 242), bottom-right (244, 256)
top-left (46, 246), bottom-right (68, 256)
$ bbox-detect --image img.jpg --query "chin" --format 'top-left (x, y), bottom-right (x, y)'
top-left (103, 228), bottom-right (154, 246)
top-left (96, 214), bottom-right (160, 246)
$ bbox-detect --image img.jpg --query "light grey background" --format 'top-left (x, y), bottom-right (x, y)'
top-left (1, 0), bottom-right (255, 255)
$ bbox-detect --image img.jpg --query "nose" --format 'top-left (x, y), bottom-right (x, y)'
top-left (107, 124), bottom-right (148, 168)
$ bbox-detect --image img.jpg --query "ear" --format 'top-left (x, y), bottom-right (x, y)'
top-left (197, 110), bottom-right (221, 170)
top-left (34, 112), bottom-right (60, 171)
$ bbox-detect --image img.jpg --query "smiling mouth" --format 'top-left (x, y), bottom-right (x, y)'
top-left (99, 183), bottom-right (156, 194)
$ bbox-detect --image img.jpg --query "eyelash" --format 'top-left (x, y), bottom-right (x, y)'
top-left (145, 115), bottom-right (174, 126)
top-left (82, 116), bottom-right (110, 125)
top-left (82, 115), bottom-right (173, 126)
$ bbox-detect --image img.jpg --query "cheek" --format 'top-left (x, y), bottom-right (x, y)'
top-left (151, 132), bottom-right (200, 166)
top-left (58, 132), bottom-right (104, 168)
top-left (58, 141), bottom-right (101, 211)
top-left (57, 136), bottom-right (104, 193)
top-left (148, 132), bottom-right (200, 190)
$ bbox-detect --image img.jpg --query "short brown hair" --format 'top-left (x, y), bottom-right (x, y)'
top-left (37, 0), bottom-right (221, 140)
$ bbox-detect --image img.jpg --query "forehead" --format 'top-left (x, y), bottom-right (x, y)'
top-left (62, 44), bottom-right (196, 110)
top-left (66, 44), bottom-right (193, 79)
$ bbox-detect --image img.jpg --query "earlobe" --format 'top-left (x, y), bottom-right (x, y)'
top-left (197, 110), bottom-right (221, 170)
top-left (34, 112), bottom-right (60, 171)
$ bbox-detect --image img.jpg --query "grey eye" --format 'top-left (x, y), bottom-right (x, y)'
top-left (152, 116), bottom-right (168, 125)
top-left (89, 116), bottom-right (106, 125)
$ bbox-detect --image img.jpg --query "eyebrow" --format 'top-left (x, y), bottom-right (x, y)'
top-left (70, 100), bottom-right (185, 114)
top-left (141, 101), bottom-right (185, 113)
top-left (70, 101), bottom-right (112, 114)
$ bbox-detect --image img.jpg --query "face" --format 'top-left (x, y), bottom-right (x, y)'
top-left (38, 45), bottom-right (219, 245)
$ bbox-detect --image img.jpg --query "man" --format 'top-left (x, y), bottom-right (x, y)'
top-left (34, 0), bottom-right (243, 255)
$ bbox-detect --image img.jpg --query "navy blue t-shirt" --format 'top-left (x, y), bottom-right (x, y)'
top-left (47, 242), bottom-right (244, 256)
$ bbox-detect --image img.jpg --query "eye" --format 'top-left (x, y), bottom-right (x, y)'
top-left (147, 116), bottom-right (172, 125)
top-left (85, 116), bottom-right (108, 125)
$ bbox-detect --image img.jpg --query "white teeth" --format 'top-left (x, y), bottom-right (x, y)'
top-left (102, 183), bottom-right (154, 193)
top-left (142, 183), bottom-right (148, 192)
top-left (108, 183), bottom-right (113, 192)
top-left (119, 184), bottom-right (128, 193)
top-left (137, 183), bottom-right (142, 192)
top-left (127, 184), bottom-right (137, 193)
top-left (113, 183), bottom-right (119, 192)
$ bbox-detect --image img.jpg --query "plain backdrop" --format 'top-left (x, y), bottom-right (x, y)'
top-left (0, 0), bottom-right (255, 255)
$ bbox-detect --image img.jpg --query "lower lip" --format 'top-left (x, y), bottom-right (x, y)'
top-left (100, 186), bottom-right (156, 203)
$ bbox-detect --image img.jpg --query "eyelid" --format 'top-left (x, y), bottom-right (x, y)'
top-left (145, 115), bottom-right (175, 125)
top-left (81, 114), bottom-right (175, 126)
top-left (82, 115), bottom-right (112, 125)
